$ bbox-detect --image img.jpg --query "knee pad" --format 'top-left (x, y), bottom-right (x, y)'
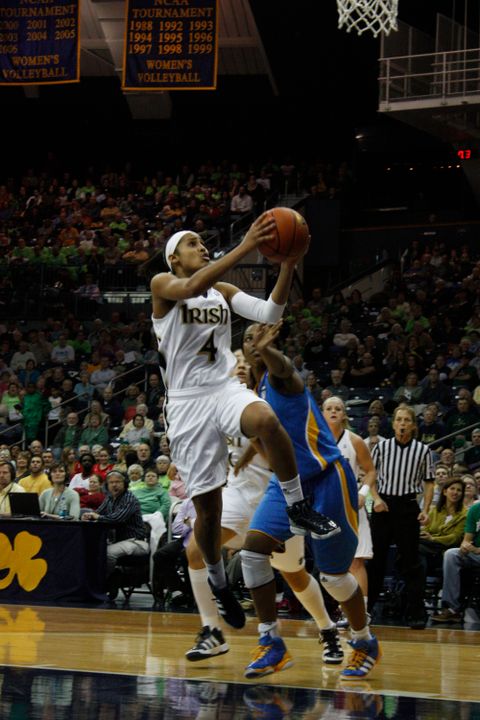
top-left (270, 535), bottom-right (306, 573)
top-left (240, 549), bottom-right (275, 590)
top-left (319, 572), bottom-right (358, 603)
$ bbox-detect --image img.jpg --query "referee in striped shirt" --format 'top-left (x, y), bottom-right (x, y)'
top-left (367, 404), bottom-right (434, 629)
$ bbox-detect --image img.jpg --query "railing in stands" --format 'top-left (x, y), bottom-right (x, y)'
top-left (42, 364), bottom-right (150, 450)
top-left (0, 422), bottom-right (25, 448)
top-left (426, 420), bottom-right (480, 461)
top-left (0, 365), bottom-right (151, 451)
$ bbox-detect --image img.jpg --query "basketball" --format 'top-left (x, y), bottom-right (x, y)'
top-left (258, 207), bottom-right (310, 263)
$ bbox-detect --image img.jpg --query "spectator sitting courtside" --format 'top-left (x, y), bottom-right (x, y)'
top-left (82, 469), bottom-right (148, 578)
top-left (19, 456), bottom-right (52, 495)
top-left (0, 462), bottom-right (26, 515)
top-left (432, 499), bottom-right (480, 623)
top-left (39, 462), bottom-right (81, 519)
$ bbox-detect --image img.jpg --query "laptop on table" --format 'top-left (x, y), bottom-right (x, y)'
top-left (9, 493), bottom-right (42, 518)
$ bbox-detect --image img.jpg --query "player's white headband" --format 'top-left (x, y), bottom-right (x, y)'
top-left (164, 231), bottom-right (199, 271)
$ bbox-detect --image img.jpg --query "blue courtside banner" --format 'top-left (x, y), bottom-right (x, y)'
top-left (0, 0), bottom-right (80, 86)
top-left (122, 0), bottom-right (218, 91)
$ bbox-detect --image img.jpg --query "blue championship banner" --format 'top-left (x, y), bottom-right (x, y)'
top-left (123, 0), bottom-right (218, 91)
top-left (0, 0), bottom-right (80, 86)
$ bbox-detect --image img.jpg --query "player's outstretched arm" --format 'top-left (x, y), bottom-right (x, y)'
top-left (270, 250), bottom-right (307, 306)
top-left (151, 214), bottom-right (276, 302)
top-left (252, 322), bottom-right (304, 393)
top-left (219, 239), bottom-right (308, 321)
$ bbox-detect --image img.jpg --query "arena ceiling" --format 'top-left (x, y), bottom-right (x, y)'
top-left (80, 0), bottom-right (277, 119)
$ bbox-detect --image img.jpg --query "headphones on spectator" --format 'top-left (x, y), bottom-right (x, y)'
top-left (0, 461), bottom-right (15, 483)
top-left (105, 470), bottom-right (129, 488)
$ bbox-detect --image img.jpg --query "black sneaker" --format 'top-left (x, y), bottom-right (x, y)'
top-left (320, 628), bottom-right (344, 664)
top-left (208, 579), bottom-right (246, 629)
top-left (186, 626), bottom-right (229, 661)
top-left (286, 498), bottom-right (341, 539)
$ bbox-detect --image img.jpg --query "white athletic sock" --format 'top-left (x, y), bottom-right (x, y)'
top-left (188, 567), bottom-right (220, 630)
top-left (350, 625), bottom-right (373, 642)
top-left (279, 475), bottom-right (304, 506)
top-left (293, 576), bottom-right (334, 632)
top-left (258, 621), bottom-right (279, 638)
top-left (205, 558), bottom-right (227, 589)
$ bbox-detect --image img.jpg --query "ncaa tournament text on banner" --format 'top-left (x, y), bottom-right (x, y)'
top-left (0, 0), bottom-right (79, 86)
top-left (123, 0), bottom-right (218, 91)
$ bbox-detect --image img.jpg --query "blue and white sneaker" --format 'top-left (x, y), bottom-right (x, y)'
top-left (340, 635), bottom-right (381, 679)
top-left (244, 634), bottom-right (293, 679)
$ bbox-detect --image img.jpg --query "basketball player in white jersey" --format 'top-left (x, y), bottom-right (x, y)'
top-left (323, 396), bottom-right (383, 612)
top-left (150, 217), bottom-right (336, 630)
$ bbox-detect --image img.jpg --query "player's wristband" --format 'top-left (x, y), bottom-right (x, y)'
top-left (358, 484), bottom-right (370, 498)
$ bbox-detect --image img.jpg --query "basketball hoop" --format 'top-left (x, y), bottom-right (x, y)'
top-left (337, 0), bottom-right (399, 37)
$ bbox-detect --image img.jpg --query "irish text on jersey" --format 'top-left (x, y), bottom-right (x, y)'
top-left (180, 304), bottom-right (229, 325)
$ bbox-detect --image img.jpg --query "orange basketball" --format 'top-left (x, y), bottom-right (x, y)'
top-left (258, 207), bottom-right (310, 263)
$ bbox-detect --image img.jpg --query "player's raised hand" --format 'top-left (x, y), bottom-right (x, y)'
top-left (252, 320), bottom-right (282, 353)
top-left (241, 213), bottom-right (276, 251)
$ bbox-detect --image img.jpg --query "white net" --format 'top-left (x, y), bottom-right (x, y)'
top-left (337, 0), bottom-right (399, 37)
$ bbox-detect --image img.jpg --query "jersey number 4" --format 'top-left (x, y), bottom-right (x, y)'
top-left (198, 330), bottom-right (217, 362)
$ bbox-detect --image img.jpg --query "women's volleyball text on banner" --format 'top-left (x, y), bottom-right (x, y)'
top-left (123, 0), bottom-right (218, 91)
top-left (0, 0), bottom-right (80, 86)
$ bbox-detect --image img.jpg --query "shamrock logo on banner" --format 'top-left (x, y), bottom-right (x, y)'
top-left (0, 531), bottom-right (48, 591)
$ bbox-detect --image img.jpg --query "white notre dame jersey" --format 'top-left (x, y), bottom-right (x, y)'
top-left (151, 287), bottom-right (236, 391)
top-left (336, 428), bottom-right (361, 482)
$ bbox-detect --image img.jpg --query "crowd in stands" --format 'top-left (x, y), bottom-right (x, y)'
top-left (0, 157), bottom-right (351, 313)
top-left (1, 151), bottom-right (480, 621)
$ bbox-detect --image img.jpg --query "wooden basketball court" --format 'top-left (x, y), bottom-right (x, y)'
top-left (0, 603), bottom-right (479, 717)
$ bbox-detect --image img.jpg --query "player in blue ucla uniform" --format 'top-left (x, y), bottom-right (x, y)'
top-left (240, 321), bottom-right (381, 680)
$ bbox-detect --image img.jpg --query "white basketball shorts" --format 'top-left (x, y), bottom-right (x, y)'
top-left (165, 378), bottom-right (266, 499)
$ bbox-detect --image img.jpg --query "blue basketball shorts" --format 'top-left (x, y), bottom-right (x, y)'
top-left (249, 457), bottom-right (359, 575)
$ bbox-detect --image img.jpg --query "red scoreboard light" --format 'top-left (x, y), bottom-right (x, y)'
top-left (457, 149), bottom-right (472, 160)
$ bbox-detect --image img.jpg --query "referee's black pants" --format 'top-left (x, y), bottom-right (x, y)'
top-left (367, 494), bottom-right (424, 619)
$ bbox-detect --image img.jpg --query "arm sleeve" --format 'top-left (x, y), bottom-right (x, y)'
top-left (230, 291), bottom-right (286, 323)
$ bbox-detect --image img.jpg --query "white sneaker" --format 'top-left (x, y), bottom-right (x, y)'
top-left (185, 626), bottom-right (229, 662)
